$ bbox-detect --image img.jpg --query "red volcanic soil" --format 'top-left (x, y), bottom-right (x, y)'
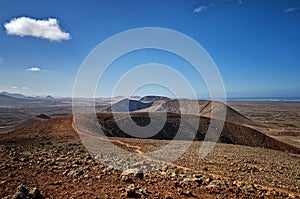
top-left (96, 112), bottom-right (300, 154)
top-left (0, 115), bottom-right (300, 198)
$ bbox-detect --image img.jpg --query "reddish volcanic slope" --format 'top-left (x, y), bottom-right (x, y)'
top-left (96, 112), bottom-right (300, 154)
top-left (1, 115), bottom-right (300, 198)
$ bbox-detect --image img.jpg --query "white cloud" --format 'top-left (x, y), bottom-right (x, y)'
top-left (12, 86), bottom-right (28, 90)
top-left (27, 67), bottom-right (42, 72)
top-left (194, 5), bottom-right (208, 13)
top-left (284, 7), bottom-right (299, 13)
top-left (4, 17), bottom-right (71, 42)
top-left (26, 67), bottom-right (48, 72)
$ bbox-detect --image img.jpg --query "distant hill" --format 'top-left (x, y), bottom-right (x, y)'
top-left (0, 93), bottom-right (28, 105)
top-left (159, 99), bottom-right (254, 126)
top-left (0, 93), bottom-right (15, 99)
top-left (0, 92), bottom-right (55, 100)
top-left (104, 96), bottom-right (254, 126)
top-left (46, 95), bottom-right (54, 99)
top-left (0, 92), bottom-right (61, 108)
top-left (0, 92), bottom-right (28, 99)
top-left (139, 95), bottom-right (170, 102)
top-left (105, 98), bottom-right (152, 112)
top-left (31, 95), bottom-right (54, 99)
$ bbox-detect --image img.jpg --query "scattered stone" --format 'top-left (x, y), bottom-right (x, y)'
top-left (204, 177), bottom-right (213, 184)
top-left (17, 184), bottom-right (30, 195)
top-left (3, 184), bottom-right (44, 199)
top-left (67, 169), bottom-right (84, 178)
top-left (121, 168), bottom-right (144, 179)
top-left (125, 184), bottom-right (142, 198)
top-left (165, 195), bottom-right (173, 199)
top-left (206, 183), bottom-right (220, 189)
top-left (183, 177), bottom-right (203, 185)
top-left (288, 193), bottom-right (297, 199)
top-left (28, 187), bottom-right (44, 199)
top-left (121, 175), bottom-right (133, 183)
top-left (245, 183), bottom-right (256, 193)
top-left (12, 156), bottom-right (19, 161)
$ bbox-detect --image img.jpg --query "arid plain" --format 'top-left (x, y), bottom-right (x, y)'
top-left (0, 94), bottom-right (299, 198)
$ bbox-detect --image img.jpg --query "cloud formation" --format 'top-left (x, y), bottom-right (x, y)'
top-left (12, 86), bottom-right (28, 90)
top-left (26, 67), bottom-right (47, 72)
top-left (4, 17), bottom-right (71, 42)
top-left (194, 5), bottom-right (208, 13)
top-left (27, 67), bottom-right (41, 72)
top-left (284, 7), bottom-right (299, 13)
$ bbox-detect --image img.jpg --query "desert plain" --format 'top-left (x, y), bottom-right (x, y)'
top-left (0, 95), bottom-right (299, 198)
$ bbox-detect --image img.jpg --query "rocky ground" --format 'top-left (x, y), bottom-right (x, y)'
top-left (1, 116), bottom-right (300, 198)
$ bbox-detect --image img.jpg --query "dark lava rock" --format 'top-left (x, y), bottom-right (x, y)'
top-left (3, 184), bottom-right (44, 199)
top-left (36, 114), bottom-right (50, 119)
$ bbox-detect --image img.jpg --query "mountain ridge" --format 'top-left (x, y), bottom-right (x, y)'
top-left (104, 96), bottom-right (254, 126)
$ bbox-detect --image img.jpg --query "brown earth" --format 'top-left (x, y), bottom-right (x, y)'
top-left (1, 115), bottom-right (300, 198)
top-left (228, 101), bottom-right (300, 149)
top-left (94, 112), bottom-right (300, 154)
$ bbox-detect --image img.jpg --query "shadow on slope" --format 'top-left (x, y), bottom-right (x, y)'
top-left (96, 112), bottom-right (300, 154)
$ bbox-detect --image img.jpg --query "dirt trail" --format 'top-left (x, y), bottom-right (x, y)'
top-left (71, 115), bottom-right (300, 196)
top-left (71, 115), bottom-right (226, 178)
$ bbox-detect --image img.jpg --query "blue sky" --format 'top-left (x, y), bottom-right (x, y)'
top-left (0, 0), bottom-right (299, 98)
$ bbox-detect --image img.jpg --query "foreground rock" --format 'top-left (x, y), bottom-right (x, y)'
top-left (0, 116), bottom-right (299, 198)
top-left (3, 184), bottom-right (44, 199)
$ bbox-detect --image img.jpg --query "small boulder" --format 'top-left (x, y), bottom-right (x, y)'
top-left (3, 184), bottom-right (44, 199)
top-left (125, 184), bottom-right (142, 198)
top-left (36, 114), bottom-right (50, 119)
top-left (121, 168), bottom-right (144, 179)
